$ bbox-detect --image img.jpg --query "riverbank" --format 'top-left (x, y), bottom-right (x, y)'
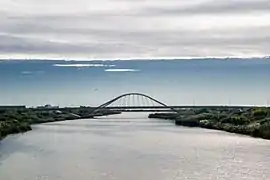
top-left (0, 107), bottom-right (120, 140)
top-left (0, 121), bottom-right (31, 140)
top-left (149, 107), bottom-right (270, 140)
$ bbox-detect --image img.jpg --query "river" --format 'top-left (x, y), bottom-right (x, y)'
top-left (0, 113), bottom-right (270, 180)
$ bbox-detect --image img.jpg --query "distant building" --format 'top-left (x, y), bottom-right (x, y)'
top-left (55, 110), bottom-right (62, 114)
top-left (36, 104), bottom-right (59, 109)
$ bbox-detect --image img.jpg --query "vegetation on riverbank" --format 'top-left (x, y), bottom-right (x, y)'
top-left (0, 107), bottom-right (119, 140)
top-left (149, 107), bottom-right (270, 140)
top-left (2, 106), bottom-right (270, 140)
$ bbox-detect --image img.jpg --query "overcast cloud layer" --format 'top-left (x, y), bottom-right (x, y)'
top-left (0, 0), bottom-right (270, 59)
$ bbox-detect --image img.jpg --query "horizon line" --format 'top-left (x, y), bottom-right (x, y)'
top-left (0, 55), bottom-right (269, 61)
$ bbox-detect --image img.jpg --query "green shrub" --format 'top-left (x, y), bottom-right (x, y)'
top-left (253, 108), bottom-right (268, 119)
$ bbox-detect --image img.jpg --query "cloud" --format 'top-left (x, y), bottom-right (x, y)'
top-left (0, 33), bottom-right (102, 54)
top-left (0, 0), bottom-right (269, 59)
top-left (53, 63), bottom-right (115, 67)
top-left (141, 0), bottom-right (270, 16)
top-left (21, 70), bottom-right (45, 75)
top-left (105, 69), bottom-right (140, 72)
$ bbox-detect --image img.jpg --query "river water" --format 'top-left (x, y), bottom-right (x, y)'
top-left (0, 113), bottom-right (270, 180)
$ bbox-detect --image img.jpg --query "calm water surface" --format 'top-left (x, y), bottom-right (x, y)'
top-left (0, 113), bottom-right (270, 180)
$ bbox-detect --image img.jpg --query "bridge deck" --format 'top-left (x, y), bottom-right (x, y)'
top-left (96, 105), bottom-right (256, 109)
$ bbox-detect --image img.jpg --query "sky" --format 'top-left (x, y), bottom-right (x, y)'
top-left (0, 0), bottom-right (270, 60)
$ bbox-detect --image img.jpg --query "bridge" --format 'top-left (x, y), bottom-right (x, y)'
top-left (89, 93), bottom-right (252, 115)
top-left (90, 93), bottom-right (178, 114)
top-left (29, 92), bottom-right (260, 119)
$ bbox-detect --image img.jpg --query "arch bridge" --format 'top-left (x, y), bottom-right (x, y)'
top-left (90, 93), bottom-right (178, 115)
